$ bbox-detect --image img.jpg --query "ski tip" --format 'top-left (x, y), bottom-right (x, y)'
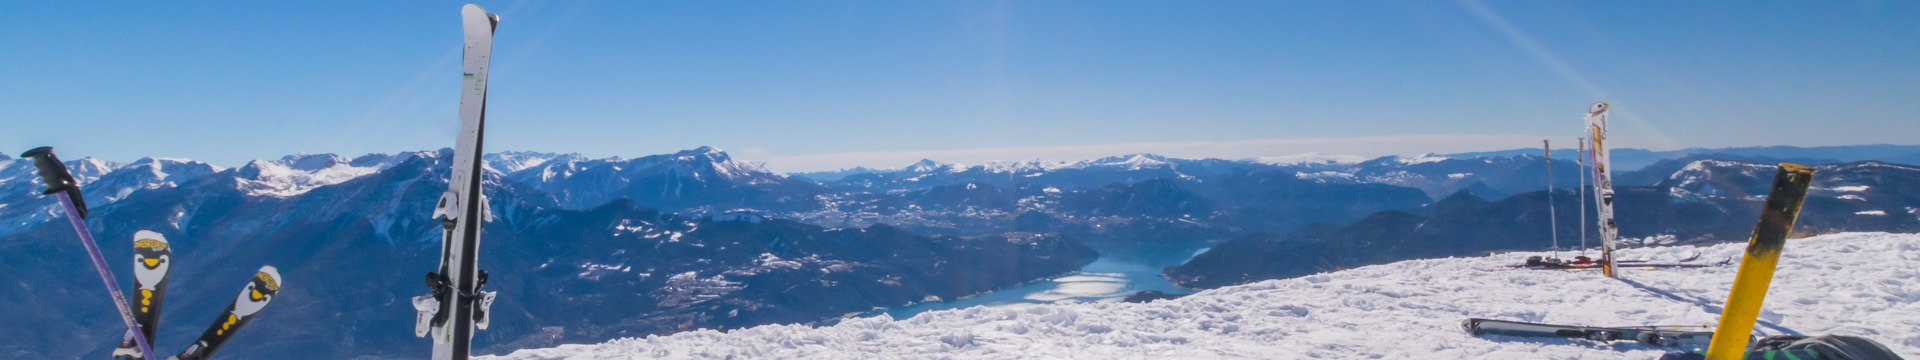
top-left (257, 266), bottom-right (282, 291)
top-left (134, 230), bottom-right (169, 246)
top-left (462, 4), bottom-right (498, 34)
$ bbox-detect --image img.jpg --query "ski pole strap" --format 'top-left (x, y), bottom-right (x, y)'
top-left (20, 147), bottom-right (89, 218)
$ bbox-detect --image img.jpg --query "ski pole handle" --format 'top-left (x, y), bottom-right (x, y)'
top-left (20, 146), bottom-right (89, 218)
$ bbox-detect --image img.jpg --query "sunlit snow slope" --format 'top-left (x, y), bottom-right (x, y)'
top-left (487, 232), bottom-right (1920, 359)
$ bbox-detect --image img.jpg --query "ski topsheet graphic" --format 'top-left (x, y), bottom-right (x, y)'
top-left (172, 266), bottom-right (281, 360)
top-left (416, 4), bottom-right (500, 360)
top-left (1584, 101), bottom-right (1620, 278)
top-left (115, 231), bottom-right (173, 360)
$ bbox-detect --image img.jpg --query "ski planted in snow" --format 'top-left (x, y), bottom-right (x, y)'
top-left (1584, 101), bottom-right (1621, 278)
top-left (114, 230), bottom-right (173, 360)
top-left (171, 266), bottom-right (281, 360)
top-left (1462, 318), bottom-right (1736, 348)
top-left (19, 146), bottom-right (159, 360)
top-left (415, 4), bottom-right (500, 360)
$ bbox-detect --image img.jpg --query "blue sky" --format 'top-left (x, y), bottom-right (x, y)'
top-left (2, 1), bottom-right (1915, 172)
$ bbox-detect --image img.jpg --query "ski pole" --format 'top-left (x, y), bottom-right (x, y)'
top-left (1545, 139), bottom-right (1557, 258)
top-left (21, 147), bottom-right (159, 360)
top-left (1704, 163), bottom-right (1814, 360)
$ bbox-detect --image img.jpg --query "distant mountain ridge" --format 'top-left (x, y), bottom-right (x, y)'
top-left (1445, 144), bottom-right (1920, 172)
top-left (1166, 158), bottom-right (1920, 289)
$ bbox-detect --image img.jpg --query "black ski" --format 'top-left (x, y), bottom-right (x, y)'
top-left (170, 266), bottom-right (281, 360)
top-left (1462, 318), bottom-right (1736, 348)
top-left (114, 231), bottom-right (173, 359)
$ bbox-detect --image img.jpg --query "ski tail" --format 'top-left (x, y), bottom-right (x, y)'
top-left (115, 230), bottom-right (173, 359)
top-left (171, 266), bottom-right (281, 360)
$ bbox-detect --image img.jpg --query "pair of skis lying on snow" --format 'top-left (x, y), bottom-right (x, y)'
top-left (1490, 252), bottom-right (1731, 272)
top-left (1463, 318), bottom-right (1739, 348)
top-left (108, 231), bottom-right (282, 360)
top-left (1468, 254), bottom-right (1736, 348)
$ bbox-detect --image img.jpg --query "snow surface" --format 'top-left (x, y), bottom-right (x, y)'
top-left (485, 232), bottom-right (1920, 359)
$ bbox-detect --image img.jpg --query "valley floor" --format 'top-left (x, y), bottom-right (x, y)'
top-left (485, 232), bottom-right (1920, 359)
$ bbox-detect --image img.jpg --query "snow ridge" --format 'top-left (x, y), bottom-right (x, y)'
top-left (234, 153), bottom-right (412, 197)
top-left (485, 232), bottom-right (1920, 359)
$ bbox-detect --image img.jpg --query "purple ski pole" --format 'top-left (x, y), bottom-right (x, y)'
top-left (21, 147), bottom-right (158, 360)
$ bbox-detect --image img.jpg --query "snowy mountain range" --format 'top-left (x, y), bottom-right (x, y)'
top-left (0, 148), bottom-right (1092, 359)
top-left (1166, 158), bottom-right (1920, 289)
top-left (2, 144), bottom-right (1917, 359)
top-left (479, 232), bottom-right (1920, 359)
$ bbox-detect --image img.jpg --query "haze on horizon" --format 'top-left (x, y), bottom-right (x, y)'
top-left (2, 1), bottom-right (1915, 172)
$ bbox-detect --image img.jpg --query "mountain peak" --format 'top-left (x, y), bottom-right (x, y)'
top-left (1083, 153), bottom-right (1171, 170)
top-left (279, 153), bottom-right (350, 171)
top-left (668, 146), bottom-right (733, 164)
top-left (485, 151), bottom-right (567, 173)
top-left (904, 159), bottom-right (959, 173)
top-left (234, 154), bottom-right (387, 197)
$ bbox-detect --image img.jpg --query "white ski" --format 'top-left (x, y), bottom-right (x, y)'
top-left (1584, 101), bottom-right (1620, 278)
top-left (415, 4), bottom-right (500, 360)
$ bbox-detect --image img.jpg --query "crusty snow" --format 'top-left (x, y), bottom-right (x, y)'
top-left (484, 232), bottom-right (1920, 359)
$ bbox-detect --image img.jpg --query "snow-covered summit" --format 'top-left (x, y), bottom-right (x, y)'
top-left (1395, 152), bottom-right (1450, 165)
top-left (1251, 152), bottom-right (1367, 166)
top-left (977, 159), bottom-right (1063, 174)
top-left (1082, 153), bottom-right (1172, 170)
top-left (234, 153), bottom-right (411, 197)
top-left (903, 159), bottom-right (964, 174)
top-left (88, 157), bottom-right (222, 203)
top-left (484, 232), bottom-right (1920, 359)
top-left (486, 151), bottom-right (567, 173)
